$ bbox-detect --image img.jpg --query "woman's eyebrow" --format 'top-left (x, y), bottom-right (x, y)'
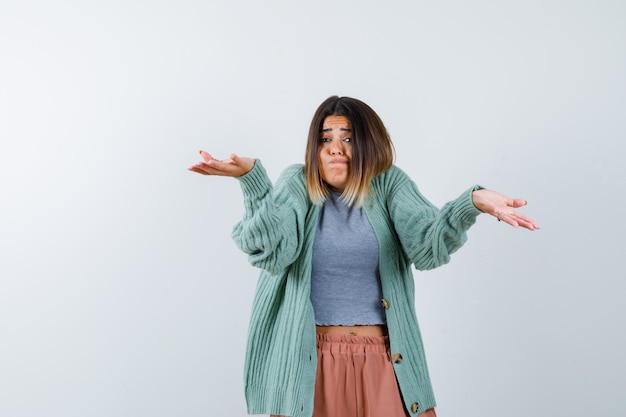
top-left (321, 127), bottom-right (352, 132)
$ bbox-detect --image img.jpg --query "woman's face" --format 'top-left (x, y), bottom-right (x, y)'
top-left (318, 115), bottom-right (353, 192)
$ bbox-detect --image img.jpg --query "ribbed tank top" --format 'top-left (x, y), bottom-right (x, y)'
top-left (310, 192), bottom-right (386, 326)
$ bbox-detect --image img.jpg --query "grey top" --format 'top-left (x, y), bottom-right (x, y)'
top-left (310, 192), bottom-right (386, 326)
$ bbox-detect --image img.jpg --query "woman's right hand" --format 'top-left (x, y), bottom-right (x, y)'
top-left (188, 150), bottom-right (255, 177)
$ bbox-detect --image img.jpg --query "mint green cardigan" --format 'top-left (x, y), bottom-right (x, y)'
top-left (233, 161), bottom-right (483, 417)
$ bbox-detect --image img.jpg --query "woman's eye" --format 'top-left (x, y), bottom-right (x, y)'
top-left (321, 137), bottom-right (331, 143)
top-left (343, 137), bottom-right (351, 143)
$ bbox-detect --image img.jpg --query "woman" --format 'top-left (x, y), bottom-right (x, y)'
top-left (189, 96), bottom-right (538, 417)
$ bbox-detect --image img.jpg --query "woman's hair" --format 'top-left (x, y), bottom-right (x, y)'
top-left (305, 96), bottom-right (395, 207)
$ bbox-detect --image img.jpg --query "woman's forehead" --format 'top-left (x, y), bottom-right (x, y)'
top-left (322, 115), bottom-right (351, 130)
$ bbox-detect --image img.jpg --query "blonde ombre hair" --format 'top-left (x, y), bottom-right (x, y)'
top-left (305, 96), bottom-right (395, 207)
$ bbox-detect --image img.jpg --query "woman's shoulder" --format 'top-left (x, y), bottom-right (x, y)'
top-left (273, 163), bottom-right (309, 201)
top-left (280, 163), bottom-right (305, 176)
top-left (372, 165), bottom-right (412, 188)
top-left (276, 163), bottom-right (305, 185)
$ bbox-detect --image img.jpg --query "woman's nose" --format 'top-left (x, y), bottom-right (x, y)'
top-left (329, 139), bottom-right (343, 155)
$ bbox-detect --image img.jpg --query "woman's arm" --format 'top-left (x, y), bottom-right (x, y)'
top-left (383, 168), bottom-right (538, 271)
top-left (189, 150), bottom-right (309, 275)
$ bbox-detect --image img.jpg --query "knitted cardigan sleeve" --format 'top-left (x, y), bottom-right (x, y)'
top-left (381, 166), bottom-right (483, 271)
top-left (231, 161), bottom-right (310, 275)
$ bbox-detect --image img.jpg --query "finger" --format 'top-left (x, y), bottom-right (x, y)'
top-left (509, 198), bottom-right (528, 208)
top-left (501, 212), bottom-right (525, 229)
top-left (229, 153), bottom-right (242, 165)
top-left (515, 214), bottom-right (540, 230)
top-left (230, 153), bottom-right (255, 174)
top-left (203, 159), bottom-right (244, 177)
top-left (500, 211), bottom-right (539, 230)
top-left (206, 158), bottom-right (236, 170)
top-left (199, 150), bottom-right (214, 163)
top-left (508, 210), bottom-right (540, 229)
top-left (190, 161), bottom-right (231, 176)
top-left (513, 219), bottom-right (536, 230)
top-left (188, 164), bottom-right (210, 175)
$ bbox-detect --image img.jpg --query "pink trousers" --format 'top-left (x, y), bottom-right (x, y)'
top-left (272, 333), bottom-right (436, 417)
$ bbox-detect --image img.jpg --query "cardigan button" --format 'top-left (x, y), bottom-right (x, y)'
top-left (411, 402), bottom-right (419, 413)
top-left (381, 298), bottom-right (390, 309)
top-left (391, 353), bottom-right (403, 364)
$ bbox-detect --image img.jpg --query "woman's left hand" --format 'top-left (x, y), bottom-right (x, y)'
top-left (472, 189), bottom-right (540, 230)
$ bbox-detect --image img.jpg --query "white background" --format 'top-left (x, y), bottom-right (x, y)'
top-left (1, 1), bottom-right (624, 416)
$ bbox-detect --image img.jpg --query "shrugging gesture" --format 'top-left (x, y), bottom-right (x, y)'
top-left (189, 150), bottom-right (539, 231)
top-left (188, 96), bottom-right (540, 417)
